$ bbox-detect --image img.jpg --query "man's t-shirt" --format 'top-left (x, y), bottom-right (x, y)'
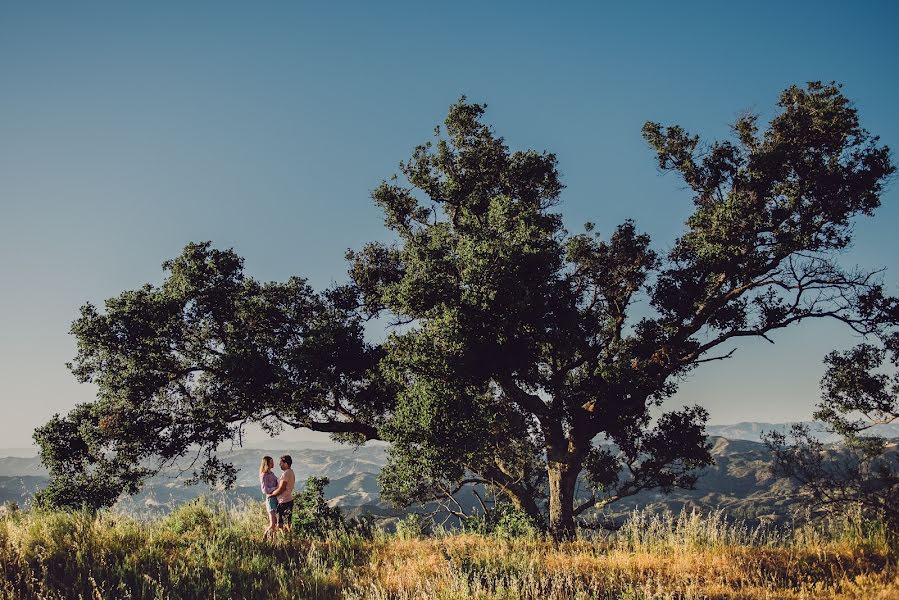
top-left (277, 468), bottom-right (296, 504)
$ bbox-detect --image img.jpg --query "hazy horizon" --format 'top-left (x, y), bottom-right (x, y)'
top-left (2, 2), bottom-right (898, 447)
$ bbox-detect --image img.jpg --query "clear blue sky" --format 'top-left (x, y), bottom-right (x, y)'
top-left (1, 1), bottom-right (897, 447)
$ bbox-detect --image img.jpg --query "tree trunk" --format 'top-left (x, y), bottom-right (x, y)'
top-left (505, 490), bottom-right (545, 525)
top-left (547, 459), bottom-right (579, 541)
top-left (481, 463), bottom-right (544, 527)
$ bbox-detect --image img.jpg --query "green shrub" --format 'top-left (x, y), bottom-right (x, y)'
top-left (344, 513), bottom-right (376, 538)
top-left (292, 476), bottom-right (345, 537)
top-left (462, 503), bottom-right (540, 539)
top-left (492, 503), bottom-right (540, 539)
top-left (395, 513), bottom-right (429, 539)
top-left (161, 497), bottom-right (223, 536)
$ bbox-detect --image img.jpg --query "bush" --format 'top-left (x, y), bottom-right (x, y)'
top-left (462, 503), bottom-right (540, 539)
top-left (162, 497), bottom-right (223, 536)
top-left (395, 513), bottom-right (429, 539)
top-left (492, 503), bottom-right (540, 539)
top-left (292, 476), bottom-right (345, 537)
top-left (344, 513), bottom-right (376, 538)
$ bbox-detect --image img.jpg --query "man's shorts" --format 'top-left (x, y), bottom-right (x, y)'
top-left (276, 500), bottom-right (294, 527)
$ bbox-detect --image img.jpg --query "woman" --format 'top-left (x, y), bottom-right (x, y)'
top-left (259, 455), bottom-right (279, 540)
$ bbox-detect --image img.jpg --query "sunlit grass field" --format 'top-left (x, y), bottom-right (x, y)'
top-left (1, 500), bottom-right (897, 599)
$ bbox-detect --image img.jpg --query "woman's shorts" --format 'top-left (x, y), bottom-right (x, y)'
top-left (266, 496), bottom-right (279, 512)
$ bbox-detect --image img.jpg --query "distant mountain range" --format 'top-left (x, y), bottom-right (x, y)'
top-left (0, 445), bottom-right (390, 517)
top-left (2, 421), bottom-right (896, 527)
top-left (705, 420), bottom-right (899, 442)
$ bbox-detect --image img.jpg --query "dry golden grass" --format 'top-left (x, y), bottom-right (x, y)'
top-left (1, 502), bottom-right (897, 599)
top-left (344, 534), bottom-right (898, 599)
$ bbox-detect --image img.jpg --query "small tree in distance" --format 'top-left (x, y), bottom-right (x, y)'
top-left (35, 82), bottom-right (895, 540)
top-left (767, 327), bottom-right (899, 534)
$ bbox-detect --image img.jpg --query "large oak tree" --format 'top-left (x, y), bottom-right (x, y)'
top-left (36, 82), bottom-right (894, 539)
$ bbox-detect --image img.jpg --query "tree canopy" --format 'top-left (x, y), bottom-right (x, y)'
top-left (767, 324), bottom-right (899, 532)
top-left (34, 244), bottom-right (392, 508)
top-left (35, 82), bottom-right (895, 538)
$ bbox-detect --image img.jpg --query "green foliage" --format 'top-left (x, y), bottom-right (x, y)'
top-left (343, 513), bottom-right (376, 539)
top-left (464, 502), bottom-right (541, 539)
top-left (355, 81), bottom-right (893, 538)
top-left (767, 327), bottom-right (899, 535)
top-left (492, 503), bottom-right (540, 539)
top-left (286, 477), bottom-right (376, 539)
top-left (394, 513), bottom-right (429, 539)
top-left (292, 477), bottom-right (345, 538)
top-left (33, 242), bottom-right (389, 509)
top-left (31, 402), bottom-right (152, 511)
top-left (162, 497), bottom-right (225, 536)
top-left (31, 469), bottom-right (125, 512)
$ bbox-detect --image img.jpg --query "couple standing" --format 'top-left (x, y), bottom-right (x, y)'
top-left (259, 454), bottom-right (295, 539)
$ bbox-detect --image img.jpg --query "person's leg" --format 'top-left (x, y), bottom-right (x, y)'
top-left (277, 501), bottom-right (294, 533)
top-left (264, 496), bottom-right (278, 540)
top-left (283, 503), bottom-right (291, 533)
top-left (279, 503), bottom-right (286, 533)
top-left (265, 509), bottom-right (278, 540)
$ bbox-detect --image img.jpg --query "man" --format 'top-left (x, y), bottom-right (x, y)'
top-left (267, 454), bottom-right (296, 532)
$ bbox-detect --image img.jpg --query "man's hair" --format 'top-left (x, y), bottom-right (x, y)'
top-left (280, 454), bottom-right (292, 467)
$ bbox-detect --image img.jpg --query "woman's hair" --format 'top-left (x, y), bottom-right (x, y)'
top-left (259, 455), bottom-right (274, 475)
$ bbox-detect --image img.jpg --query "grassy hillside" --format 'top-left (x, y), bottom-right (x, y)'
top-left (1, 501), bottom-right (897, 599)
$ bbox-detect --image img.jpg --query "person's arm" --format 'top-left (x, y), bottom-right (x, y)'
top-left (268, 477), bottom-right (286, 498)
